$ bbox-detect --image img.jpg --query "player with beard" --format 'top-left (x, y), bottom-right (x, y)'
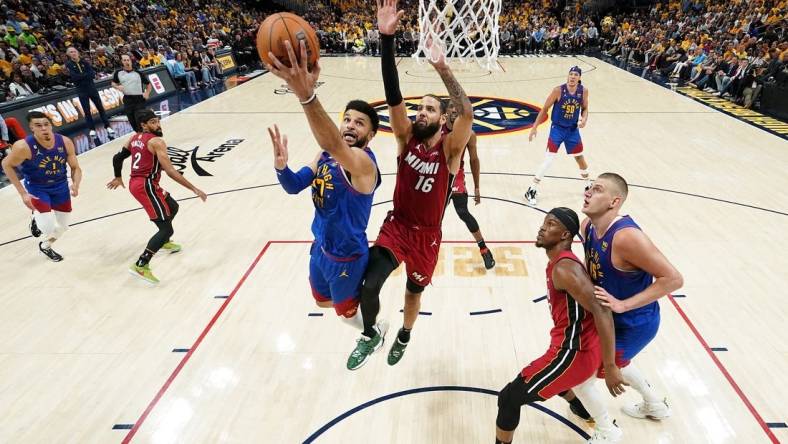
top-left (264, 39), bottom-right (382, 331)
top-left (345, 0), bottom-right (475, 370)
top-left (107, 109), bottom-right (207, 284)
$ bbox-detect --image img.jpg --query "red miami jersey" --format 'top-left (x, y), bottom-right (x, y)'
top-left (128, 132), bottom-right (161, 181)
top-left (546, 250), bottom-right (600, 351)
top-left (393, 134), bottom-right (455, 228)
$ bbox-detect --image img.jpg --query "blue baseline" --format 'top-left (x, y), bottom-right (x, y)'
top-left (766, 422), bottom-right (787, 428)
top-left (112, 424), bottom-right (134, 430)
top-left (308, 313), bottom-right (324, 317)
top-left (470, 308), bottom-right (503, 316)
top-left (302, 385), bottom-right (589, 443)
top-left (710, 347), bottom-right (728, 352)
top-left (399, 309), bottom-right (433, 316)
top-left (533, 295), bottom-right (547, 303)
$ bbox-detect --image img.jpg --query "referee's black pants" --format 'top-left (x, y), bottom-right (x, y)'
top-left (123, 94), bottom-right (147, 133)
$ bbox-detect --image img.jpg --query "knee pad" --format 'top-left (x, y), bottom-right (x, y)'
top-left (496, 382), bottom-right (522, 431)
top-left (406, 278), bottom-right (426, 294)
top-left (362, 247), bottom-right (398, 294)
top-left (458, 210), bottom-right (479, 233)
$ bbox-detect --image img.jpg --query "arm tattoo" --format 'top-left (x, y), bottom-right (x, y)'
top-left (438, 68), bottom-right (470, 114)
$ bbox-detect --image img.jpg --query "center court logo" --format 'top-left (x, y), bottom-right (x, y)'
top-left (369, 96), bottom-right (541, 136)
top-left (168, 139), bottom-right (244, 176)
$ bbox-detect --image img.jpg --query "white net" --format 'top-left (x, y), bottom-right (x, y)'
top-left (414, 0), bottom-right (502, 70)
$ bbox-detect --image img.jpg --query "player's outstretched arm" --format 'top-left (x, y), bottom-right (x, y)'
top-left (266, 41), bottom-right (375, 181)
top-left (594, 229), bottom-right (683, 313)
top-left (377, 0), bottom-right (410, 152)
top-left (63, 136), bottom-right (81, 197)
top-left (1, 140), bottom-right (34, 210)
top-left (431, 51), bottom-right (472, 168)
top-left (268, 124), bottom-right (317, 195)
top-left (553, 259), bottom-right (628, 397)
top-left (150, 137), bottom-right (207, 201)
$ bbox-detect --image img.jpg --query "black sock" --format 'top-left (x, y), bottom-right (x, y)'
top-left (397, 327), bottom-right (411, 344)
top-left (568, 396), bottom-right (590, 418)
top-left (136, 249), bottom-right (154, 267)
top-left (477, 239), bottom-right (487, 250)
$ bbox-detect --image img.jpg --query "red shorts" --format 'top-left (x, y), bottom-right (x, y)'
top-left (374, 211), bottom-right (442, 286)
top-left (451, 168), bottom-right (467, 194)
top-left (520, 345), bottom-right (601, 400)
top-left (129, 177), bottom-right (173, 221)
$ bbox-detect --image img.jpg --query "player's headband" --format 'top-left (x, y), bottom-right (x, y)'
top-left (548, 207), bottom-right (580, 238)
top-left (569, 66), bottom-right (582, 76)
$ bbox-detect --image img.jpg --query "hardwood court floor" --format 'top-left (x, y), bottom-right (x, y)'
top-left (0, 56), bottom-right (786, 444)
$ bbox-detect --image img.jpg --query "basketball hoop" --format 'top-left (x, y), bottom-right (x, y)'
top-left (414, 0), bottom-right (502, 70)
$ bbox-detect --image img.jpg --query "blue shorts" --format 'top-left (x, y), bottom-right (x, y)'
top-left (24, 180), bottom-right (72, 213)
top-left (614, 315), bottom-right (660, 367)
top-left (547, 124), bottom-right (584, 156)
top-left (309, 245), bottom-right (368, 317)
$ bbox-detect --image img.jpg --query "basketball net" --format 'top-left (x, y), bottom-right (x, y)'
top-left (414, 0), bottom-right (502, 70)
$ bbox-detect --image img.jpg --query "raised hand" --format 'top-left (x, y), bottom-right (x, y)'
top-left (426, 35), bottom-right (448, 69)
top-left (266, 40), bottom-right (319, 103)
top-left (376, 0), bottom-right (404, 35)
top-left (268, 124), bottom-right (289, 170)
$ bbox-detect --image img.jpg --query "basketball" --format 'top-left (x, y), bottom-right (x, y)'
top-left (256, 12), bottom-right (320, 69)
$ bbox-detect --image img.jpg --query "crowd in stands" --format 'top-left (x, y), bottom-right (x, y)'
top-left (0, 0), bottom-right (270, 102)
top-left (305, 0), bottom-right (786, 111)
top-left (0, 0), bottom-right (785, 111)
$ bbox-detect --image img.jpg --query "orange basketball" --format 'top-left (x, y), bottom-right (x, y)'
top-left (257, 12), bottom-right (320, 69)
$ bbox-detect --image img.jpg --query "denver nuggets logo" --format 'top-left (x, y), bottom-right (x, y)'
top-left (601, 241), bottom-right (608, 252)
top-left (369, 96), bottom-right (541, 136)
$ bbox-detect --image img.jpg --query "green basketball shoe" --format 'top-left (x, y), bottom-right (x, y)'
top-left (346, 320), bottom-right (388, 371)
top-left (161, 241), bottom-right (182, 253)
top-left (387, 337), bottom-right (409, 366)
top-left (129, 263), bottom-right (160, 284)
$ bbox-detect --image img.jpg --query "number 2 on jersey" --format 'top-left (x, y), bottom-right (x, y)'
top-left (415, 175), bottom-right (434, 193)
top-left (132, 152), bottom-right (141, 170)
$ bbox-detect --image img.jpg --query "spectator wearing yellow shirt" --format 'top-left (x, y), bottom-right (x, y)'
top-left (139, 49), bottom-right (162, 68)
top-left (17, 45), bottom-right (33, 65)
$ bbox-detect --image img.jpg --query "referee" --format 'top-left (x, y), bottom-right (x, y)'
top-left (111, 54), bottom-right (152, 133)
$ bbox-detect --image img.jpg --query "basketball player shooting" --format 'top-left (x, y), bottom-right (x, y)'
top-left (264, 39), bottom-right (385, 336)
top-left (345, 0), bottom-right (474, 371)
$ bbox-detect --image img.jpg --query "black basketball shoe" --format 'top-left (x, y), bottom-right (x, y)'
top-left (480, 247), bottom-right (495, 270)
top-left (39, 242), bottom-right (63, 262)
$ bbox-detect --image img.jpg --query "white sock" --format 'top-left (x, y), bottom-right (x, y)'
top-left (574, 377), bottom-right (615, 430)
top-left (53, 210), bottom-right (71, 239)
top-left (621, 365), bottom-right (661, 403)
top-left (34, 211), bottom-right (57, 240)
top-left (535, 152), bottom-right (557, 182)
top-left (339, 308), bottom-right (364, 330)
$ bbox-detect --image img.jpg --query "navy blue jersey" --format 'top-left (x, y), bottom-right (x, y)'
top-left (311, 149), bottom-right (381, 258)
top-left (583, 216), bottom-right (657, 328)
top-left (551, 84), bottom-right (584, 128)
top-left (20, 135), bottom-right (68, 186)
